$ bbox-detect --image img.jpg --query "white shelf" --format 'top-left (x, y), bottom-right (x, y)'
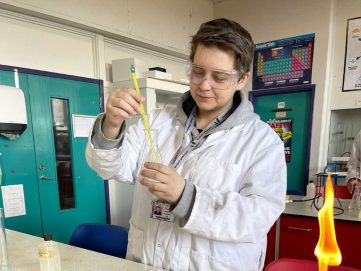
top-left (110, 77), bottom-right (189, 94)
top-left (331, 156), bottom-right (350, 162)
top-left (109, 77), bottom-right (189, 113)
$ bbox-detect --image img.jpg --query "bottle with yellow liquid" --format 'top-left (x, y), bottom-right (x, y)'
top-left (38, 234), bottom-right (61, 271)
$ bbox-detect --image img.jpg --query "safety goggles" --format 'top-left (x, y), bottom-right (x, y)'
top-left (186, 61), bottom-right (240, 90)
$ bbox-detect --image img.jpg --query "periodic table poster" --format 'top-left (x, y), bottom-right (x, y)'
top-left (253, 34), bottom-right (315, 90)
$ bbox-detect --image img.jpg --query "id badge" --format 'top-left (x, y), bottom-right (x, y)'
top-left (150, 200), bottom-right (175, 223)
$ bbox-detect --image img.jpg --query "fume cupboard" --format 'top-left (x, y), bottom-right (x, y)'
top-left (327, 108), bottom-right (361, 172)
top-left (107, 77), bottom-right (189, 227)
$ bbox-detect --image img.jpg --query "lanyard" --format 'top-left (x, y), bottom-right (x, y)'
top-left (170, 106), bottom-right (232, 169)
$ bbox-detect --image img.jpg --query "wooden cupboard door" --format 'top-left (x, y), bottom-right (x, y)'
top-left (335, 220), bottom-right (361, 269)
top-left (279, 214), bottom-right (361, 270)
top-left (264, 222), bottom-right (277, 267)
top-left (279, 215), bottom-right (319, 261)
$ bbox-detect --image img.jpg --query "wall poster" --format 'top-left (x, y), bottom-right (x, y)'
top-left (253, 34), bottom-right (314, 90)
top-left (343, 17), bottom-right (361, 91)
top-left (267, 118), bottom-right (293, 163)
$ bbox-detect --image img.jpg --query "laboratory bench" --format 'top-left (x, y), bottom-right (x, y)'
top-left (4, 229), bottom-right (161, 271)
top-left (265, 196), bottom-right (361, 269)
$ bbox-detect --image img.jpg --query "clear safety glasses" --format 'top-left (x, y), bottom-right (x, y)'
top-left (186, 61), bottom-right (240, 90)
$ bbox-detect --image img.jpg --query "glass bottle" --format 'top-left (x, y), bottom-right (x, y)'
top-left (306, 180), bottom-right (316, 199)
top-left (349, 170), bottom-right (361, 211)
top-left (348, 185), bottom-right (361, 211)
top-left (0, 153), bottom-right (3, 185)
top-left (38, 234), bottom-right (61, 271)
top-left (0, 208), bottom-right (9, 270)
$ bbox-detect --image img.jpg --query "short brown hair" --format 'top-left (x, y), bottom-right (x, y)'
top-left (190, 18), bottom-right (254, 78)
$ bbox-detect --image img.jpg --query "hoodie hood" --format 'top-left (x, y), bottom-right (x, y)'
top-left (176, 90), bottom-right (260, 135)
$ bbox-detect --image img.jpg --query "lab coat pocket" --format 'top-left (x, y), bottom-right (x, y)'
top-left (177, 247), bottom-right (230, 271)
top-left (192, 156), bottom-right (242, 191)
top-left (127, 220), bottom-right (144, 263)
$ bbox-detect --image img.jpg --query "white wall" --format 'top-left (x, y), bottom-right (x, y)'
top-left (214, 0), bottom-right (336, 178)
top-left (0, 0), bottom-right (212, 88)
top-left (0, 0), bottom-right (213, 56)
top-left (0, 9), bottom-right (97, 78)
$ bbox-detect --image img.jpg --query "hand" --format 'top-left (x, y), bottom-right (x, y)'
top-left (140, 162), bottom-right (185, 204)
top-left (347, 178), bottom-right (361, 193)
top-left (103, 88), bottom-right (144, 139)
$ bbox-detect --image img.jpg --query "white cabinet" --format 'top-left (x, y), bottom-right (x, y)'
top-left (107, 78), bottom-right (189, 228)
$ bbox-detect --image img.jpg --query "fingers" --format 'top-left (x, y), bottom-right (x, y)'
top-left (140, 162), bottom-right (174, 185)
top-left (109, 88), bottom-right (142, 114)
top-left (143, 162), bottom-right (172, 175)
top-left (140, 164), bottom-right (185, 203)
top-left (150, 190), bottom-right (168, 199)
top-left (347, 179), bottom-right (358, 193)
top-left (140, 178), bottom-right (166, 192)
top-left (105, 88), bottom-right (144, 126)
top-left (140, 177), bottom-right (178, 203)
top-left (141, 168), bottom-right (167, 184)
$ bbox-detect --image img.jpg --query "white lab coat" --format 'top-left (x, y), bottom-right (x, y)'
top-left (86, 103), bottom-right (286, 271)
top-left (347, 130), bottom-right (361, 181)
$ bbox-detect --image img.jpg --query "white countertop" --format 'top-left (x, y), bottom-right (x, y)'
top-left (5, 229), bottom-right (161, 271)
top-left (285, 196), bottom-right (361, 222)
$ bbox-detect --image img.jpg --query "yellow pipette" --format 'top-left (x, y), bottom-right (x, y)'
top-left (130, 65), bottom-right (158, 162)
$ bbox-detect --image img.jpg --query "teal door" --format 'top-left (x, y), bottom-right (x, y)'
top-left (249, 85), bottom-right (314, 194)
top-left (0, 70), bottom-right (42, 237)
top-left (0, 68), bottom-right (106, 243)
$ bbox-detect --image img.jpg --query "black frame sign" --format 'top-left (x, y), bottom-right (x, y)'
top-left (343, 17), bottom-right (361, 91)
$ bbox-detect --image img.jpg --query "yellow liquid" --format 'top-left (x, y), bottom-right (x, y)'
top-left (39, 247), bottom-right (61, 271)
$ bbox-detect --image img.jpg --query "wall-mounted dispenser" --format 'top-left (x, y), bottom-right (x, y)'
top-left (0, 69), bottom-right (27, 135)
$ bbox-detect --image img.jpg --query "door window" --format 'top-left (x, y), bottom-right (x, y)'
top-left (50, 98), bottom-right (75, 210)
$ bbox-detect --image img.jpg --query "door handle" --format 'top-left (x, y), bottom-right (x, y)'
top-left (287, 226), bottom-right (312, 232)
top-left (40, 175), bottom-right (55, 180)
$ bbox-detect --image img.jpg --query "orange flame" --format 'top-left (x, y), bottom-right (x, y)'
top-left (314, 173), bottom-right (342, 270)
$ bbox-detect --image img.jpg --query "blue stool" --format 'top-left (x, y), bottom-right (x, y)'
top-left (69, 223), bottom-right (128, 258)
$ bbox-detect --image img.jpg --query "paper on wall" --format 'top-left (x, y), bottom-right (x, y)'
top-left (72, 115), bottom-right (97, 138)
top-left (1, 184), bottom-right (26, 218)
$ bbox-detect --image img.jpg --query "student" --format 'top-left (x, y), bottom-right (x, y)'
top-left (346, 130), bottom-right (361, 193)
top-left (86, 18), bottom-right (286, 271)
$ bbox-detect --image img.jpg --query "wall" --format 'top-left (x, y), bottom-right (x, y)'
top-left (0, 9), bottom-right (97, 78)
top-left (0, 0), bottom-right (213, 57)
top-left (214, 0), bottom-right (337, 177)
top-left (0, 0), bottom-right (212, 88)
